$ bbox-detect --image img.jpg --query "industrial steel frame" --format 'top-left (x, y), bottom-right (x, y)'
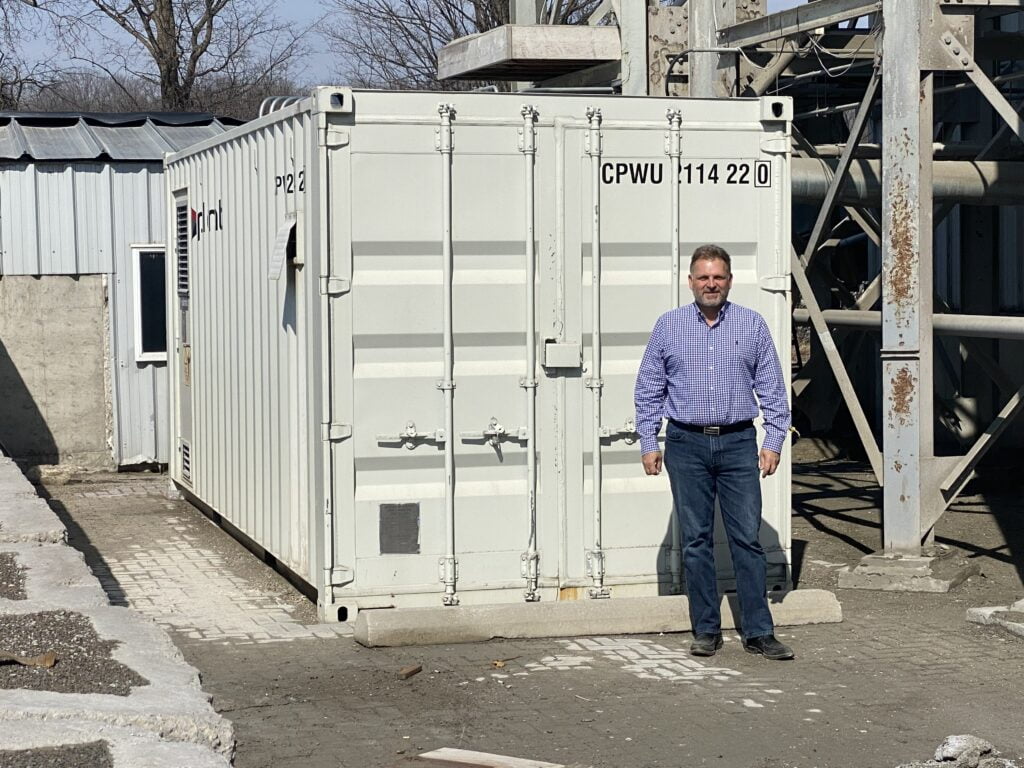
top-left (692, 0), bottom-right (1024, 558)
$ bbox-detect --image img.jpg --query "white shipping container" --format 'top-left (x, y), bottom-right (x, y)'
top-left (166, 87), bottom-right (793, 621)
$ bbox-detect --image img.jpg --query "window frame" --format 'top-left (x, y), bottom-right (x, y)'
top-left (131, 243), bottom-right (169, 363)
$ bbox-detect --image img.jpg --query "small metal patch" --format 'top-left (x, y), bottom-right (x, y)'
top-left (380, 503), bottom-right (420, 555)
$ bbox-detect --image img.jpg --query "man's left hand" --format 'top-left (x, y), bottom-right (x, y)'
top-left (758, 449), bottom-right (780, 478)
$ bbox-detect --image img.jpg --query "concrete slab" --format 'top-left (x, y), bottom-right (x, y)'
top-left (838, 551), bottom-right (980, 592)
top-left (0, 719), bottom-right (231, 768)
top-left (0, 604), bottom-right (234, 755)
top-left (438, 24), bottom-right (620, 81)
top-left (0, 457), bottom-right (66, 544)
top-left (0, 541), bottom-right (108, 610)
top-left (966, 598), bottom-right (1024, 639)
top-left (354, 589), bottom-right (841, 647)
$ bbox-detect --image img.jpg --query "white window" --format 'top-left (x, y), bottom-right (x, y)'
top-left (132, 244), bottom-right (168, 362)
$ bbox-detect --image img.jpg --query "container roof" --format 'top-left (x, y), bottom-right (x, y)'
top-left (0, 112), bottom-right (243, 162)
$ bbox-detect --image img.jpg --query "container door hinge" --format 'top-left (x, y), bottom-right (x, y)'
top-left (320, 277), bottom-right (351, 296)
top-left (321, 423), bottom-right (352, 442)
top-left (322, 126), bottom-right (350, 148)
top-left (330, 565), bottom-right (354, 587)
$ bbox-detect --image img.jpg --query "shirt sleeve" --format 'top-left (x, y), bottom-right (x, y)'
top-left (753, 315), bottom-right (791, 454)
top-left (634, 315), bottom-right (668, 455)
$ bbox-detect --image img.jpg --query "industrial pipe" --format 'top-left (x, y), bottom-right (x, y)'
top-left (438, 103), bottom-right (459, 606)
top-left (792, 157), bottom-right (1024, 205)
top-left (793, 308), bottom-right (1024, 340)
top-left (586, 106), bottom-right (610, 599)
top-left (520, 105), bottom-right (541, 602)
top-left (665, 108), bottom-right (684, 596)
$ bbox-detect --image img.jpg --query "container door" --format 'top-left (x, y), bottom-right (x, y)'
top-left (329, 113), bottom-right (541, 606)
top-left (574, 114), bottom-right (792, 597)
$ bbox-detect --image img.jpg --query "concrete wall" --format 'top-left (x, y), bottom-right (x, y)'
top-left (0, 275), bottom-right (112, 468)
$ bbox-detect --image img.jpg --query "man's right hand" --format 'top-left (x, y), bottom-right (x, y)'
top-left (642, 451), bottom-right (663, 476)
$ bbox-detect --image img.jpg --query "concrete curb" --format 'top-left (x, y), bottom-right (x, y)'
top-left (966, 599), bottom-right (1024, 638)
top-left (0, 719), bottom-right (231, 768)
top-left (0, 457), bottom-right (67, 544)
top-left (0, 603), bottom-right (234, 755)
top-left (0, 458), bottom-right (235, 758)
top-left (0, 541), bottom-right (109, 610)
top-left (355, 589), bottom-right (842, 647)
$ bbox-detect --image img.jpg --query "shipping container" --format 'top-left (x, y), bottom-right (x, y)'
top-left (165, 87), bottom-right (793, 621)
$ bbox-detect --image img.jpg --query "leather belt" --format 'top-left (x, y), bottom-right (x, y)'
top-left (671, 419), bottom-right (753, 436)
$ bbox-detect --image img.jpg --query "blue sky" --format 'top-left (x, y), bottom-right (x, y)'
top-left (17, 0), bottom-right (816, 86)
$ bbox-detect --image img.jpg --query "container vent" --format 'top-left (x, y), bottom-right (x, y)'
top-left (180, 439), bottom-right (192, 484)
top-left (379, 503), bottom-right (420, 555)
top-left (175, 201), bottom-right (190, 301)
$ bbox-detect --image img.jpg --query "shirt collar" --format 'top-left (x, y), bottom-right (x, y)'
top-left (690, 300), bottom-right (730, 326)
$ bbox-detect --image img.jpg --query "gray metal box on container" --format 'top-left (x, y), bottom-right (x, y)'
top-left (165, 87), bottom-right (793, 621)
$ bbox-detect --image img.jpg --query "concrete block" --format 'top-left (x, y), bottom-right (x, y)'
top-left (966, 602), bottom-right (1024, 639)
top-left (354, 589), bottom-right (841, 647)
top-left (0, 275), bottom-right (112, 468)
top-left (0, 604), bottom-right (234, 755)
top-left (0, 542), bottom-right (108, 610)
top-left (438, 24), bottom-right (620, 81)
top-left (0, 720), bottom-right (231, 768)
top-left (838, 552), bottom-right (979, 592)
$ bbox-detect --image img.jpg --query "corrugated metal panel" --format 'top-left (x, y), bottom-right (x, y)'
top-left (0, 162), bottom-right (152, 275)
top-left (167, 111), bottom-right (313, 577)
top-left (167, 89), bottom-right (793, 618)
top-left (19, 121), bottom-right (103, 160)
top-left (0, 115), bottom-right (235, 161)
top-left (107, 165), bottom-right (169, 465)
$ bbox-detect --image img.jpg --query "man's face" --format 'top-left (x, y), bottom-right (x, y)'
top-left (688, 257), bottom-right (733, 310)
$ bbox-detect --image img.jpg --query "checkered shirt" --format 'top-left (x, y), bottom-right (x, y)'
top-left (634, 301), bottom-right (791, 456)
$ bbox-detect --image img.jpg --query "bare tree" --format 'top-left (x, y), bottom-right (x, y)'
top-left (21, 0), bottom-right (310, 112)
top-left (0, 0), bottom-right (64, 108)
top-left (323, 0), bottom-right (602, 91)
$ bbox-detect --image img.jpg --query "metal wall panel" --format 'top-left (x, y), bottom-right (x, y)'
top-left (0, 160), bottom-right (169, 464)
top-left (166, 107), bottom-right (316, 580)
top-left (167, 89), bottom-right (792, 618)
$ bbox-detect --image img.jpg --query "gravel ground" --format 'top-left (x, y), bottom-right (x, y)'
top-left (0, 742), bottom-right (113, 768)
top-left (0, 552), bottom-right (26, 600)
top-left (0, 611), bottom-right (147, 696)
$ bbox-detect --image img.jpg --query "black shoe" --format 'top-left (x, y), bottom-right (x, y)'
top-left (742, 634), bottom-right (795, 660)
top-left (690, 633), bottom-right (723, 657)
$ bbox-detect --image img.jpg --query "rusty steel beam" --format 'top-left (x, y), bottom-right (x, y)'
top-left (880, 0), bottom-right (933, 554)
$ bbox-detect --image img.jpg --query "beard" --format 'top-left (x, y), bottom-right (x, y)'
top-left (694, 289), bottom-right (729, 309)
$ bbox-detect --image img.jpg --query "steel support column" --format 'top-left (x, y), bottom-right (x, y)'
top-left (881, 2), bottom-right (934, 553)
top-left (689, 0), bottom-right (737, 98)
top-left (619, 0), bottom-right (649, 95)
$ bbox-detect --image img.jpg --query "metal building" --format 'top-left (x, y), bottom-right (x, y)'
top-left (165, 87), bottom-right (793, 620)
top-left (0, 112), bottom-right (234, 467)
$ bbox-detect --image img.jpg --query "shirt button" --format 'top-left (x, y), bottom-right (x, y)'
top-left (708, 365), bottom-right (713, 370)
top-left (709, 346), bottom-right (714, 351)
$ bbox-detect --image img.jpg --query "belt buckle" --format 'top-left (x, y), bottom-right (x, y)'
top-left (704, 426), bottom-right (721, 436)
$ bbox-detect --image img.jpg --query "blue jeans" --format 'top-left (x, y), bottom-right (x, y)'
top-left (663, 421), bottom-right (774, 639)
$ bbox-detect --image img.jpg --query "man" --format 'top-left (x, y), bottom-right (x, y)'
top-left (634, 244), bottom-right (794, 660)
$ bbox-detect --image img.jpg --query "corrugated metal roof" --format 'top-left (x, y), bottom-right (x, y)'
top-left (0, 112), bottom-right (241, 161)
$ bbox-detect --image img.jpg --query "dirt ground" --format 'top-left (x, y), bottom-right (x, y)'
top-left (35, 459), bottom-right (1024, 768)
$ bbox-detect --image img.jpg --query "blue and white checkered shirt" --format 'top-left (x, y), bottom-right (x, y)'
top-left (634, 301), bottom-right (791, 456)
